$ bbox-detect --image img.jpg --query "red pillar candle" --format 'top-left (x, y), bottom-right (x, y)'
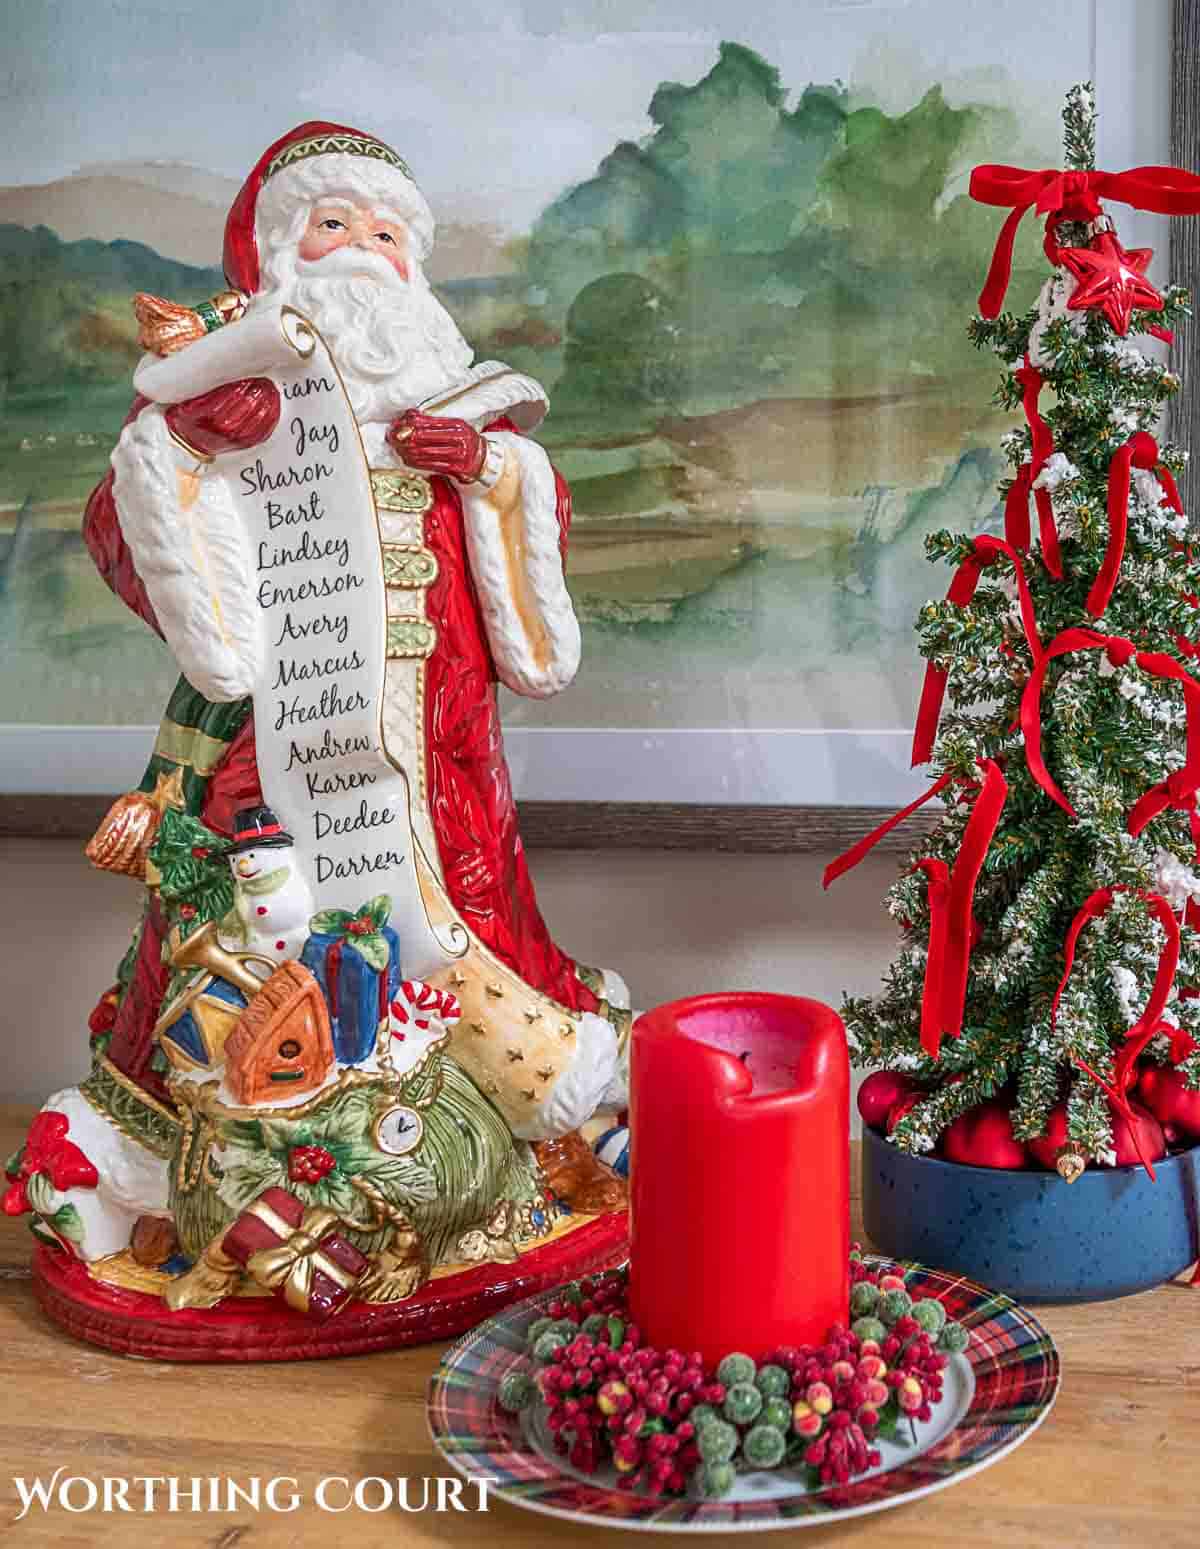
top-left (629, 992), bottom-right (849, 1368)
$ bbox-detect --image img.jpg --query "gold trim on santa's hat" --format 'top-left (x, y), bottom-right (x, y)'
top-left (264, 132), bottom-right (414, 184)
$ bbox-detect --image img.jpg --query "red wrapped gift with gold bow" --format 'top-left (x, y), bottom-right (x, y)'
top-left (223, 1187), bottom-right (368, 1320)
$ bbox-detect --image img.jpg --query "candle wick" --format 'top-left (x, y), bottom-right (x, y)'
top-left (739, 1050), bottom-right (751, 1064)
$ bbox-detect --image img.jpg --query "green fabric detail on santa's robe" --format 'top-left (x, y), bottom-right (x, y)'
top-left (169, 1052), bottom-right (546, 1265)
top-left (137, 673), bottom-right (252, 815)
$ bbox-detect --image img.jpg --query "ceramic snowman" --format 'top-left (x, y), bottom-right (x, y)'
top-left (218, 806), bottom-right (314, 967)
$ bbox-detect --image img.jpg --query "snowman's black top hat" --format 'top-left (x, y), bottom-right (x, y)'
top-left (221, 806), bottom-right (294, 856)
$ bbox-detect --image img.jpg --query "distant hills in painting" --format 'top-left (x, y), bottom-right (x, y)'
top-left (0, 42), bottom-right (1054, 728)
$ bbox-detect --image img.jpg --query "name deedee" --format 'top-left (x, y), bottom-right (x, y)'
top-left (13, 1471), bottom-right (496, 1519)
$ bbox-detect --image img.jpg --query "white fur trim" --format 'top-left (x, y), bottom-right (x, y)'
top-left (40, 1089), bottom-right (171, 1261)
top-left (460, 433), bottom-right (581, 699)
top-left (111, 406), bottom-right (264, 701)
top-left (600, 968), bottom-right (631, 1011)
top-left (510, 1013), bottom-right (618, 1141)
top-left (474, 437), bottom-right (506, 491)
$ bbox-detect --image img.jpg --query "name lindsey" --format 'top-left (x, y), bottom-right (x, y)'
top-left (258, 531), bottom-right (350, 572)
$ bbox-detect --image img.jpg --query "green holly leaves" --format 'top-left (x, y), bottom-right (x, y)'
top-left (309, 895), bottom-right (393, 971)
top-left (149, 810), bottom-right (234, 930)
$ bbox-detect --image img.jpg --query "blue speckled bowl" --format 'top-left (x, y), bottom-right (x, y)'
top-left (862, 1124), bottom-right (1200, 1302)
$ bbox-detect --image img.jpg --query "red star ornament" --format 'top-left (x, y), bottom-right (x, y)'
top-left (1058, 231), bottom-right (1163, 336)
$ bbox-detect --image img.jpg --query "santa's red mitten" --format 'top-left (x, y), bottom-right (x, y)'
top-left (388, 409), bottom-right (489, 483)
top-left (164, 378), bottom-right (281, 459)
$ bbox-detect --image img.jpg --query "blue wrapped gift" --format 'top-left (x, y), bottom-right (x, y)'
top-left (301, 925), bottom-right (401, 1064)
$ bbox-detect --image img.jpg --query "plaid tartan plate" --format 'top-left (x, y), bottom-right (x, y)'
top-left (426, 1255), bottom-right (1059, 1533)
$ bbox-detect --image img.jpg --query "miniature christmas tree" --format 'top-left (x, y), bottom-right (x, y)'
top-left (831, 85), bottom-right (1200, 1174)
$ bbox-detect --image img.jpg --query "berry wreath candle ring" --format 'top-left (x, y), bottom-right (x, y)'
top-left (825, 83), bottom-right (1200, 1302)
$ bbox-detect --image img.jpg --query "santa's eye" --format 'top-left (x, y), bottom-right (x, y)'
top-left (318, 218), bottom-right (347, 232)
top-left (374, 231), bottom-right (396, 245)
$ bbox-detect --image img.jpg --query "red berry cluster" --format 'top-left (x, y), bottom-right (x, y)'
top-left (528, 1256), bottom-right (951, 1498)
top-left (346, 918), bottom-right (373, 936)
top-left (287, 1145), bottom-right (336, 1184)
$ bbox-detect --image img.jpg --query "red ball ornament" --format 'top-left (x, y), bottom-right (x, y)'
top-left (886, 1089), bottom-right (925, 1135)
top-left (1138, 1065), bottom-right (1200, 1139)
top-left (1108, 1100), bottom-right (1166, 1169)
top-left (942, 1101), bottom-right (1026, 1170)
top-left (857, 1072), bottom-right (920, 1132)
top-left (1057, 230), bottom-right (1163, 337)
top-left (1026, 1102), bottom-right (1069, 1171)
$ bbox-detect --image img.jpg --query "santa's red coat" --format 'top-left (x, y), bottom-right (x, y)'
top-left (85, 384), bottom-right (598, 1095)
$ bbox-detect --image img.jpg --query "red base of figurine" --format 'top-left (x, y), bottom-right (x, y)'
top-left (31, 1213), bottom-right (629, 1362)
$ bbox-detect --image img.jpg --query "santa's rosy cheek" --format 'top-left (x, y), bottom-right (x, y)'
top-left (298, 227), bottom-right (347, 261)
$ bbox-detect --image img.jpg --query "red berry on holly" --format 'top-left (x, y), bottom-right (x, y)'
top-left (287, 1145), bottom-right (336, 1184)
top-left (179, 904), bottom-right (197, 920)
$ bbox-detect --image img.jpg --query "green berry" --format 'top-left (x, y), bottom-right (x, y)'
top-left (532, 1329), bottom-right (568, 1364)
top-left (689, 1403), bottom-right (719, 1430)
top-left (911, 1298), bottom-right (947, 1336)
top-left (581, 1313), bottom-right (607, 1336)
top-left (879, 1289), bottom-right (913, 1325)
top-left (760, 1396), bottom-right (792, 1432)
top-left (498, 1370), bottom-right (535, 1412)
top-left (723, 1381), bottom-right (763, 1425)
top-left (755, 1363), bottom-right (790, 1398)
top-left (717, 1352), bottom-right (756, 1387)
top-left (742, 1423), bottom-right (786, 1469)
top-left (606, 1316), bottom-right (626, 1348)
top-left (852, 1315), bottom-right (886, 1345)
top-left (525, 1316), bottom-right (555, 1348)
top-left (939, 1321), bottom-right (970, 1354)
top-left (849, 1281), bottom-right (880, 1317)
top-left (700, 1461), bottom-right (736, 1498)
top-left (697, 1419), bottom-right (739, 1464)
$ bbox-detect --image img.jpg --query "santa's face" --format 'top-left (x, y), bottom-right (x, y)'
top-left (254, 185), bottom-right (475, 424)
top-left (298, 200), bottom-right (411, 282)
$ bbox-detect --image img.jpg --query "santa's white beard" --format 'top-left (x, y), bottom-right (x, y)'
top-left (255, 246), bottom-right (474, 424)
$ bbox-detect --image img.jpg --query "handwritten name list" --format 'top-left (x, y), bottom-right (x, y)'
top-left (231, 315), bottom-right (455, 975)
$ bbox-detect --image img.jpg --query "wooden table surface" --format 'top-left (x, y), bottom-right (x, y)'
top-left (0, 1101), bottom-right (1195, 1548)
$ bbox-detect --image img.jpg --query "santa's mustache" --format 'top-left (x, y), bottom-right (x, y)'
top-left (293, 246), bottom-right (408, 291)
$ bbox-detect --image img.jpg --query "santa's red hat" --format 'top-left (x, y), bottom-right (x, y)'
top-left (223, 120), bottom-right (434, 293)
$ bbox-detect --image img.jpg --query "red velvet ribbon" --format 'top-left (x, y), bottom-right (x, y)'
top-left (823, 769), bottom-right (959, 888)
top-left (911, 536), bottom-right (1042, 767)
top-left (1087, 433), bottom-right (1182, 617)
top-left (1009, 357), bottom-right (1065, 582)
top-left (1022, 630), bottom-right (1200, 843)
top-left (908, 758), bottom-right (1008, 1059)
top-left (1049, 885), bottom-right (1180, 1179)
top-left (970, 163), bottom-right (1200, 318)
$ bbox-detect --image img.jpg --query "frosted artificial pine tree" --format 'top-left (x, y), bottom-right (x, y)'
top-left (832, 85), bottom-right (1200, 1173)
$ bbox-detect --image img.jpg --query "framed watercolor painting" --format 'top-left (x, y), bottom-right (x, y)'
top-left (0, 0), bottom-right (1176, 832)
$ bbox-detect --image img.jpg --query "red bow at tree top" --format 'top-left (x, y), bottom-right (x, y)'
top-left (912, 535), bottom-right (1042, 767)
top-left (825, 758), bottom-right (1008, 1060)
top-left (1050, 886), bottom-right (1180, 1179)
top-left (1087, 432), bottom-right (1184, 618)
top-left (1020, 629), bottom-right (1200, 855)
top-left (969, 163), bottom-right (1200, 319)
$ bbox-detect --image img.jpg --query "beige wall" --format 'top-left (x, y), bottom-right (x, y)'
top-left (0, 837), bottom-right (899, 1119)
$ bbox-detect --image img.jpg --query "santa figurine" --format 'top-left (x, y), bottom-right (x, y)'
top-left (81, 122), bottom-right (630, 1216)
